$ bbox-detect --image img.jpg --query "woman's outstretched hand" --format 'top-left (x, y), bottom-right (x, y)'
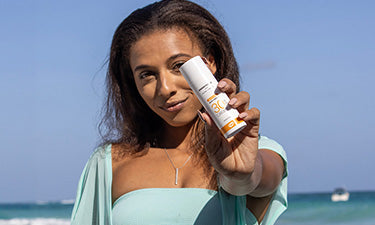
top-left (198, 78), bottom-right (261, 194)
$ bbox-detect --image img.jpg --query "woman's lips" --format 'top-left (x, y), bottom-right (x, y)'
top-left (162, 98), bottom-right (188, 112)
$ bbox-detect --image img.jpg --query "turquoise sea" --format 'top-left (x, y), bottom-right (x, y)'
top-left (276, 191), bottom-right (375, 225)
top-left (0, 191), bottom-right (374, 225)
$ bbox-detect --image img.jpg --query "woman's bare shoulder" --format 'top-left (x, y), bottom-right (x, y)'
top-left (112, 143), bottom-right (131, 163)
top-left (111, 143), bottom-right (148, 165)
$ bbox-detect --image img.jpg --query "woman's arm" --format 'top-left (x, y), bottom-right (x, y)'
top-left (248, 148), bottom-right (285, 198)
top-left (199, 78), bottom-right (287, 223)
top-left (245, 149), bottom-right (285, 222)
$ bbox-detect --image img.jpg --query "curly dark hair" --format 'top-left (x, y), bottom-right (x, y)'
top-left (99, 0), bottom-right (240, 156)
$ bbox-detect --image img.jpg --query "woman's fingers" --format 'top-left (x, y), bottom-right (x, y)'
top-left (217, 78), bottom-right (237, 97)
top-left (217, 79), bottom-right (250, 113)
top-left (239, 107), bottom-right (260, 126)
top-left (198, 107), bottom-right (260, 137)
top-left (228, 91), bottom-right (250, 113)
top-left (200, 79), bottom-right (259, 137)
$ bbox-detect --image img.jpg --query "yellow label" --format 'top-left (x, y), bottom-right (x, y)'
top-left (220, 118), bottom-right (245, 134)
top-left (220, 120), bottom-right (236, 133)
top-left (206, 94), bottom-right (216, 102)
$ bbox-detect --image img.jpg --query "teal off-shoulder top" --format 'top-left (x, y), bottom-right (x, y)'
top-left (71, 136), bottom-right (288, 225)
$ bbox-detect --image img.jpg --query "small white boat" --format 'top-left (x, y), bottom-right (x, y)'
top-left (331, 187), bottom-right (350, 202)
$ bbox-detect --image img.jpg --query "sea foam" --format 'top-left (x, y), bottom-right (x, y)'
top-left (0, 218), bottom-right (69, 225)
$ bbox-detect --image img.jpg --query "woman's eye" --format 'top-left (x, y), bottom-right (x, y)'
top-left (172, 62), bottom-right (185, 72)
top-left (139, 71), bottom-right (155, 80)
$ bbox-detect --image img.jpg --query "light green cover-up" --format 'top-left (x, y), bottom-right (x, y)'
top-left (71, 136), bottom-right (288, 225)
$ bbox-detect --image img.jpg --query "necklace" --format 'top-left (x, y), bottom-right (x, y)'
top-left (163, 148), bottom-right (193, 185)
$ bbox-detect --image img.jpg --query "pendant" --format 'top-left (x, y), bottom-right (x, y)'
top-left (175, 168), bottom-right (179, 185)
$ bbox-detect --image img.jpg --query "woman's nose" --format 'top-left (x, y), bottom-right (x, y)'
top-left (157, 70), bottom-right (177, 97)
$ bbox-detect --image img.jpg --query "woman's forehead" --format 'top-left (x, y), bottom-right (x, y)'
top-left (129, 28), bottom-right (202, 66)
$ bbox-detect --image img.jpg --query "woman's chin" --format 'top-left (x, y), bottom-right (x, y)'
top-left (164, 116), bottom-right (198, 128)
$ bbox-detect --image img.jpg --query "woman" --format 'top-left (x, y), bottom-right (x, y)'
top-left (71, 0), bottom-right (287, 224)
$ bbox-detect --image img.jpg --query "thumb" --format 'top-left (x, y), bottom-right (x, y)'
top-left (197, 110), bottom-right (224, 155)
top-left (197, 110), bottom-right (220, 134)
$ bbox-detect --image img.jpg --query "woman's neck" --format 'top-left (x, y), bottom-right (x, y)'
top-left (159, 119), bottom-right (198, 152)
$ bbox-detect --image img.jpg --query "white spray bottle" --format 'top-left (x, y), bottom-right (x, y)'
top-left (179, 56), bottom-right (247, 138)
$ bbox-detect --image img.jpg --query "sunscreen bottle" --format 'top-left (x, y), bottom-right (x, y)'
top-left (179, 56), bottom-right (247, 138)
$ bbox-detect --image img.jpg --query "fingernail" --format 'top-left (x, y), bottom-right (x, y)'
top-left (229, 98), bottom-right (237, 106)
top-left (239, 112), bottom-right (248, 119)
top-left (197, 110), bottom-right (206, 123)
top-left (218, 81), bottom-right (227, 89)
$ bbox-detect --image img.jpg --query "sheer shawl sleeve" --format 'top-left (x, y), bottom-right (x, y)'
top-left (218, 136), bottom-right (288, 225)
top-left (70, 145), bottom-right (113, 225)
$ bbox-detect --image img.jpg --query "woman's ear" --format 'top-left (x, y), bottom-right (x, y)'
top-left (206, 54), bottom-right (217, 75)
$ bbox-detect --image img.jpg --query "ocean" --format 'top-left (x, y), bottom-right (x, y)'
top-left (0, 191), bottom-right (374, 225)
top-left (276, 191), bottom-right (375, 225)
top-left (0, 200), bottom-right (72, 225)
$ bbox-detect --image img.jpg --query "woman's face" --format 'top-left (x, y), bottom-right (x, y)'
top-left (129, 28), bottom-right (216, 127)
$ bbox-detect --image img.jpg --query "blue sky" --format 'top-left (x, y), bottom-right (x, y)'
top-left (1, 0), bottom-right (374, 203)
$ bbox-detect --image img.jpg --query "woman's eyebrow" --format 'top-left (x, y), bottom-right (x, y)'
top-left (134, 64), bottom-right (152, 72)
top-left (134, 53), bottom-right (192, 72)
top-left (167, 53), bottom-right (192, 62)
